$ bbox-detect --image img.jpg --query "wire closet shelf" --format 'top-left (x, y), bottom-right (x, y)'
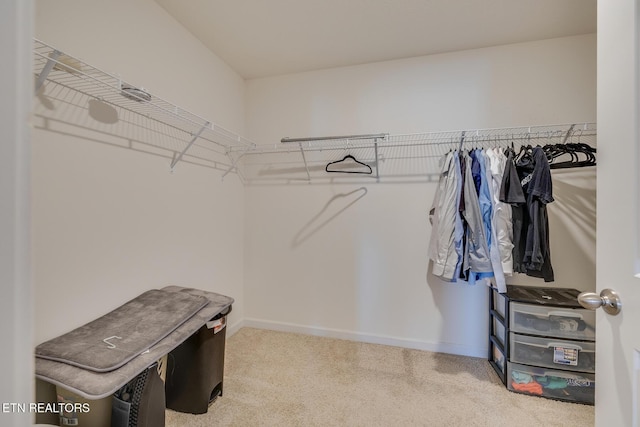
top-left (240, 123), bottom-right (597, 183)
top-left (33, 39), bottom-right (257, 172)
top-left (33, 40), bottom-right (595, 183)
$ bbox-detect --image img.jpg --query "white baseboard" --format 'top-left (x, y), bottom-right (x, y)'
top-left (242, 318), bottom-right (487, 359)
top-left (226, 318), bottom-right (244, 337)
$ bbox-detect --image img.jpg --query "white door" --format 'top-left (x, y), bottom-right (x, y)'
top-left (0, 1), bottom-right (34, 426)
top-left (595, 1), bottom-right (640, 426)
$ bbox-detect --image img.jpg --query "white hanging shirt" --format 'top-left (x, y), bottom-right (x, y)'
top-left (486, 148), bottom-right (514, 276)
top-left (428, 151), bottom-right (460, 280)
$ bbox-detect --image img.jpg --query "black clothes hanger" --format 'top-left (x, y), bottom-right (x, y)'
top-left (544, 142), bottom-right (597, 169)
top-left (515, 144), bottom-right (533, 163)
top-left (543, 143), bottom-right (574, 166)
top-left (325, 154), bottom-right (373, 174)
top-left (503, 141), bottom-right (516, 157)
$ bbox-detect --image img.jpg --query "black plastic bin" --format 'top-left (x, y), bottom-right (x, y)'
top-left (112, 362), bottom-right (166, 427)
top-left (165, 305), bottom-right (231, 414)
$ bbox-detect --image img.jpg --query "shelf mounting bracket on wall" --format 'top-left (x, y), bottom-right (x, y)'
top-left (170, 122), bottom-right (210, 171)
top-left (374, 138), bottom-right (380, 181)
top-left (35, 49), bottom-right (61, 92)
top-left (299, 143), bottom-right (311, 181)
top-left (222, 149), bottom-right (248, 181)
top-left (561, 124), bottom-right (576, 144)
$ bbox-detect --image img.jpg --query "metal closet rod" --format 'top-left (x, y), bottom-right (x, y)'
top-left (281, 133), bottom-right (388, 143)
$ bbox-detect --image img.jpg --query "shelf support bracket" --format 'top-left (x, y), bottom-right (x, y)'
top-left (374, 139), bottom-right (380, 182)
top-left (222, 151), bottom-right (247, 181)
top-left (299, 143), bottom-right (311, 181)
top-left (458, 131), bottom-right (466, 151)
top-left (561, 124), bottom-right (575, 144)
top-left (170, 122), bottom-right (209, 170)
top-left (35, 50), bottom-right (61, 92)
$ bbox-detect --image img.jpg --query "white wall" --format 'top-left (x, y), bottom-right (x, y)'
top-left (31, 0), bottom-right (597, 363)
top-left (244, 34), bottom-right (597, 357)
top-left (33, 0), bottom-right (246, 343)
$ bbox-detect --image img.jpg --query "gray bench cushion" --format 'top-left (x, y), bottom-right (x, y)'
top-left (35, 286), bottom-right (233, 399)
top-left (36, 289), bottom-right (209, 372)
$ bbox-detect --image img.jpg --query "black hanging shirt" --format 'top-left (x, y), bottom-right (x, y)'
top-left (500, 147), bottom-right (555, 282)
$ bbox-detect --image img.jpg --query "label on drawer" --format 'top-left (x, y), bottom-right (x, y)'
top-left (566, 377), bottom-right (592, 387)
top-left (556, 319), bottom-right (580, 332)
top-left (554, 346), bottom-right (579, 366)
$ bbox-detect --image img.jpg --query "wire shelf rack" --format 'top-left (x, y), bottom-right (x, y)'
top-left (33, 39), bottom-right (256, 173)
top-left (240, 123), bottom-right (597, 184)
top-left (33, 39), bottom-right (595, 184)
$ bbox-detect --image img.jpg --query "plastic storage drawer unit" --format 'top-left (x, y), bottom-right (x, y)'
top-left (493, 291), bottom-right (507, 319)
top-left (509, 302), bottom-right (595, 341)
top-left (507, 362), bottom-right (595, 405)
top-left (491, 340), bottom-right (506, 377)
top-left (488, 285), bottom-right (596, 404)
top-left (509, 332), bottom-right (595, 373)
top-left (492, 316), bottom-right (506, 346)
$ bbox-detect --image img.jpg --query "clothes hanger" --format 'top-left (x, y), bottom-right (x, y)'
top-left (542, 130), bottom-right (596, 169)
top-left (504, 138), bottom-right (516, 157)
top-left (573, 131), bottom-right (597, 166)
top-left (325, 154), bottom-right (373, 174)
top-left (548, 143), bottom-right (596, 169)
top-left (515, 143), bottom-right (531, 162)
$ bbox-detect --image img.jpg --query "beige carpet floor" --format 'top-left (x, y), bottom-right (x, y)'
top-left (166, 327), bottom-right (594, 427)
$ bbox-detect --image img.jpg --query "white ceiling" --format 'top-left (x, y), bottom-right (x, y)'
top-left (155, 0), bottom-right (596, 80)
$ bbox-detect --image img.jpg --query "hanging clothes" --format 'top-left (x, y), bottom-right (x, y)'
top-left (452, 151), bottom-right (465, 281)
top-left (519, 146), bottom-right (555, 281)
top-left (500, 149), bottom-right (527, 273)
top-left (500, 146), bottom-right (555, 282)
top-left (428, 151), bottom-right (460, 281)
top-left (460, 150), bottom-right (493, 284)
top-left (486, 148), bottom-right (514, 276)
top-left (429, 144), bottom-right (556, 291)
top-left (482, 149), bottom-right (507, 293)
